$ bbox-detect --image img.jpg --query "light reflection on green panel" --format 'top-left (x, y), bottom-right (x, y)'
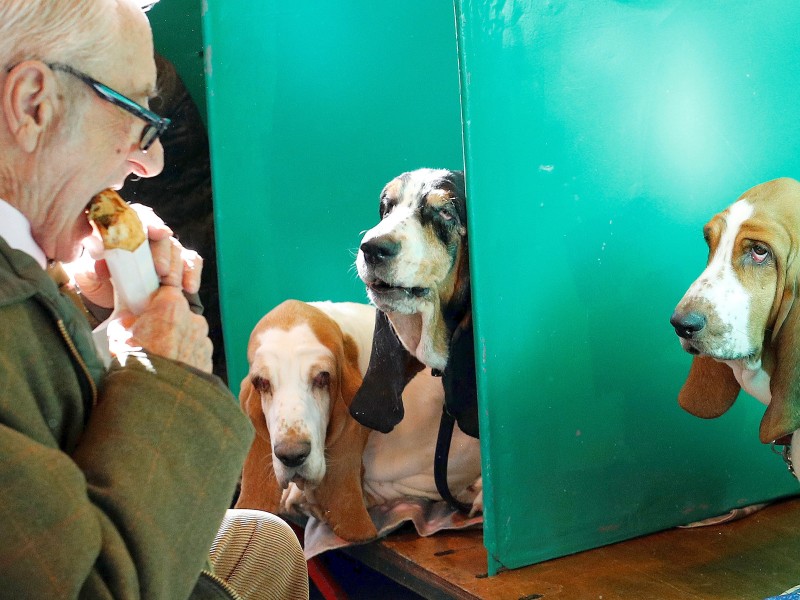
top-left (456, 0), bottom-right (800, 574)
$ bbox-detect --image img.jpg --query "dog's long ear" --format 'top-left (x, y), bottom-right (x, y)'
top-left (442, 310), bottom-right (480, 438)
top-left (761, 292), bottom-right (800, 443)
top-left (312, 338), bottom-right (378, 542)
top-left (678, 355), bottom-right (741, 419)
top-left (349, 309), bottom-right (424, 432)
top-left (438, 176), bottom-right (478, 437)
top-left (235, 376), bottom-right (281, 513)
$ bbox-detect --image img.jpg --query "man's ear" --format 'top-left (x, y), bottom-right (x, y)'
top-left (3, 61), bottom-right (57, 153)
top-left (349, 309), bottom-right (424, 433)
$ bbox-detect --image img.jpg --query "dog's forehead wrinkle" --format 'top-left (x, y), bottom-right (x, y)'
top-left (398, 175), bottom-right (442, 210)
top-left (256, 324), bottom-right (332, 359)
top-left (270, 397), bottom-right (314, 431)
top-left (368, 201), bottom-right (415, 239)
top-left (723, 199), bottom-right (754, 237)
top-left (254, 325), bottom-right (336, 406)
top-left (688, 200), bottom-right (753, 291)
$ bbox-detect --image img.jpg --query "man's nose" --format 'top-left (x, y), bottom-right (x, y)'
top-left (128, 138), bottom-right (165, 179)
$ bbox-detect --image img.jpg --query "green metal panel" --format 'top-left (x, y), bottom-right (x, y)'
top-left (148, 0), bottom-right (208, 123)
top-left (202, 2), bottom-right (464, 391)
top-left (456, 0), bottom-right (800, 573)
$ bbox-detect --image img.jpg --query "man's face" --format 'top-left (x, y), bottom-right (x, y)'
top-left (34, 1), bottom-right (164, 262)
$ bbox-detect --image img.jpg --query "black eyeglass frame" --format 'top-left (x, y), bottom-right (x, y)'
top-left (46, 62), bottom-right (170, 152)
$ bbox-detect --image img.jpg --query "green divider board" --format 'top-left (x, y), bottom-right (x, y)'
top-left (201, 2), bottom-right (464, 392)
top-left (455, 0), bottom-right (800, 574)
top-left (148, 0), bottom-right (208, 123)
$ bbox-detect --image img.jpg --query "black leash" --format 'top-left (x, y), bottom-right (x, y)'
top-left (434, 406), bottom-right (473, 513)
top-left (771, 435), bottom-right (796, 478)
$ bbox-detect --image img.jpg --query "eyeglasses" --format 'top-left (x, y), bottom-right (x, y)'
top-left (47, 62), bottom-right (170, 152)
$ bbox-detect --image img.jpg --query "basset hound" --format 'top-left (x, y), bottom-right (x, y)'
top-left (350, 168), bottom-right (480, 511)
top-left (350, 168), bottom-right (477, 434)
top-left (236, 300), bottom-right (377, 542)
top-left (235, 299), bottom-right (482, 543)
top-left (670, 177), bottom-right (800, 476)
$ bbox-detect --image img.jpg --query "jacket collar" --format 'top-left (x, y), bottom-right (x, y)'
top-left (0, 235), bottom-right (56, 308)
top-left (0, 199), bottom-right (47, 269)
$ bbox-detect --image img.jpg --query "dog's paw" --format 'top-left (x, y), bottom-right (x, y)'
top-left (280, 482), bottom-right (306, 515)
top-left (281, 484), bottom-right (328, 522)
top-left (468, 476), bottom-right (483, 516)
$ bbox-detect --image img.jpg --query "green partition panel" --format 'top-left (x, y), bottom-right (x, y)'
top-left (456, 0), bottom-right (800, 573)
top-left (202, 2), bottom-right (464, 391)
top-left (148, 0), bottom-right (208, 123)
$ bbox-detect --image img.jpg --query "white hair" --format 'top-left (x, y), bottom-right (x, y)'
top-left (0, 0), bottom-right (159, 73)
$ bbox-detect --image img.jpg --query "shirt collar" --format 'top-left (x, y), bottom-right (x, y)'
top-left (0, 199), bottom-right (48, 269)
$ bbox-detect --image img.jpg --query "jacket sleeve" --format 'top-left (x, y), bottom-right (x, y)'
top-left (0, 352), bottom-right (254, 600)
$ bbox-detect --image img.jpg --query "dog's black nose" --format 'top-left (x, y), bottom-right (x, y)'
top-left (274, 440), bottom-right (311, 468)
top-left (670, 311), bottom-right (706, 339)
top-left (360, 236), bottom-right (400, 265)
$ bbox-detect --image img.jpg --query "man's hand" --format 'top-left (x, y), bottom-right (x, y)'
top-left (71, 203), bottom-right (203, 309)
top-left (134, 204), bottom-right (203, 292)
top-left (107, 286), bottom-right (213, 373)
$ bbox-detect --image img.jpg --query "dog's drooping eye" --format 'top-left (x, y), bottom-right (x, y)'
top-left (750, 243), bottom-right (770, 264)
top-left (252, 375), bottom-right (271, 394)
top-left (379, 197), bottom-right (397, 220)
top-left (438, 206), bottom-right (455, 222)
top-left (313, 371), bottom-right (331, 388)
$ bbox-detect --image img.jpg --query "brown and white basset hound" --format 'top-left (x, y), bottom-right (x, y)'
top-left (236, 300), bottom-right (377, 542)
top-left (670, 177), bottom-right (800, 476)
top-left (235, 299), bottom-right (482, 543)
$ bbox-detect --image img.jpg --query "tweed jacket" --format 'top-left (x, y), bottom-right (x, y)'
top-left (0, 237), bottom-right (254, 599)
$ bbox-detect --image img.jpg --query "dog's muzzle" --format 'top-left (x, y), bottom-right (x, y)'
top-left (359, 235), bottom-right (430, 302)
top-left (360, 235), bottom-right (400, 267)
top-left (273, 439), bottom-right (311, 469)
top-left (670, 310), bottom-right (706, 355)
top-left (272, 437), bottom-right (323, 489)
top-left (365, 279), bottom-right (429, 299)
top-left (670, 310), bottom-right (707, 340)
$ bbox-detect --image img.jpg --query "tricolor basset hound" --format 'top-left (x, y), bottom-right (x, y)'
top-left (350, 168), bottom-right (478, 439)
top-left (235, 299), bottom-right (482, 543)
top-left (670, 177), bottom-right (800, 476)
top-left (350, 168), bottom-right (481, 512)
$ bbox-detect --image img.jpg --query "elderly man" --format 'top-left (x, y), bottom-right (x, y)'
top-left (0, 1), bottom-right (307, 599)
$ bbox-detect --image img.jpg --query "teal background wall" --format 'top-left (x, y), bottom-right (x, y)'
top-left (201, 1), bottom-right (464, 391)
top-left (456, 0), bottom-right (800, 573)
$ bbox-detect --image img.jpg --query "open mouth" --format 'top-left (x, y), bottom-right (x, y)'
top-left (680, 337), bottom-right (759, 365)
top-left (679, 338), bottom-right (702, 356)
top-left (367, 278), bottom-right (429, 298)
top-left (276, 469), bottom-right (316, 490)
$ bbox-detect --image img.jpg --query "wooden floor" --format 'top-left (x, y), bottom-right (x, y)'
top-left (342, 496), bottom-right (800, 600)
